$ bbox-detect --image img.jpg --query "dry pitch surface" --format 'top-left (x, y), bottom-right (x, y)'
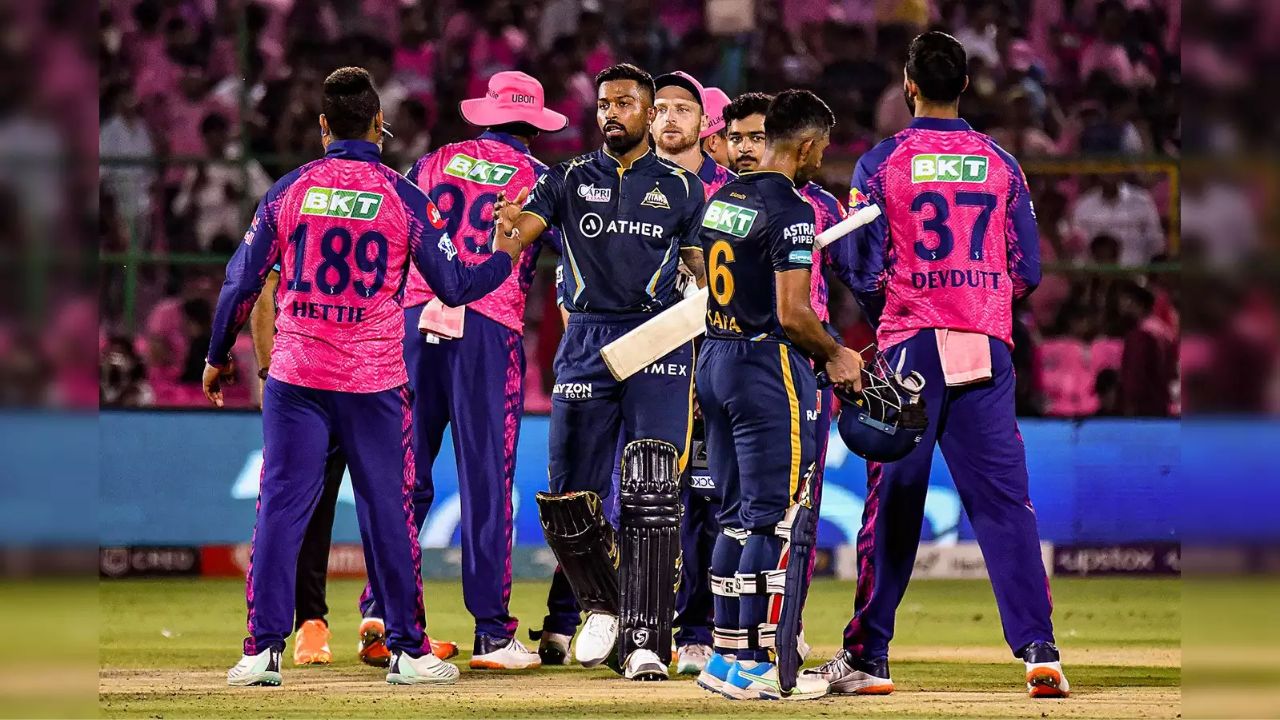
top-left (100, 577), bottom-right (1180, 718)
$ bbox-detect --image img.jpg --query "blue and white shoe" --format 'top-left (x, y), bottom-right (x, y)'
top-left (386, 649), bottom-right (460, 685)
top-left (227, 647), bottom-right (282, 686)
top-left (696, 652), bottom-right (738, 697)
top-left (731, 660), bottom-right (830, 700)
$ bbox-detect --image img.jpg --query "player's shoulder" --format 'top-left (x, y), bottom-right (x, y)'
top-left (969, 131), bottom-right (1024, 176)
top-left (802, 181), bottom-right (841, 210)
top-left (655, 155), bottom-right (705, 200)
top-left (857, 130), bottom-right (914, 175)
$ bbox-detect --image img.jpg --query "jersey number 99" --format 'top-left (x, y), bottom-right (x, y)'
top-left (709, 240), bottom-right (736, 305)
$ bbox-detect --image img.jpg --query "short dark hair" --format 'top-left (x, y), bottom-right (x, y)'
top-left (906, 31), bottom-right (968, 103)
top-left (322, 66), bottom-right (381, 140)
top-left (594, 63), bottom-right (656, 103)
top-left (763, 89), bottom-right (835, 143)
top-left (723, 92), bottom-right (773, 125)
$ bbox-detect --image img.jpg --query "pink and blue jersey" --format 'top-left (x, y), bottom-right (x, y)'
top-left (696, 151), bottom-right (736, 198)
top-left (403, 131), bottom-right (559, 333)
top-left (833, 117), bottom-right (1040, 349)
top-left (207, 140), bottom-right (513, 393)
top-left (798, 181), bottom-right (846, 324)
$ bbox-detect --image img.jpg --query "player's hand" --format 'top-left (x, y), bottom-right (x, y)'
top-left (492, 187), bottom-right (530, 258)
top-left (202, 361), bottom-right (233, 408)
top-left (824, 346), bottom-right (865, 393)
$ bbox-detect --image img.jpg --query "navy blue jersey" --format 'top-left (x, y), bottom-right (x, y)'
top-left (521, 148), bottom-right (705, 313)
top-left (699, 171), bottom-right (817, 343)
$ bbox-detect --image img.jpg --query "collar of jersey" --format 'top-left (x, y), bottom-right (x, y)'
top-left (479, 129), bottom-right (531, 155)
top-left (908, 117), bottom-right (973, 132)
top-left (324, 139), bottom-right (382, 162)
top-left (698, 151), bottom-right (723, 178)
top-left (599, 146), bottom-right (655, 171)
top-left (740, 169), bottom-right (795, 185)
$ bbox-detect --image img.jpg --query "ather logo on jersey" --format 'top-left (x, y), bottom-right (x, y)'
top-left (702, 200), bottom-right (758, 237)
top-left (301, 187), bottom-right (384, 220)
top-left (444, 153), bottom-right (519, 186)
top-left (911, 154), bottom-right (988, 183)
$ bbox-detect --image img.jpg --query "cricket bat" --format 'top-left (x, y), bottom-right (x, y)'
top-left (601, 203), bottom-right (882, 380)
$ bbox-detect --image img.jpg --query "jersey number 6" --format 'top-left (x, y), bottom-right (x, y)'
top-left (709, 240), bottom-right (736, 305)
top-left (910, 191), bottom-right (996, 263)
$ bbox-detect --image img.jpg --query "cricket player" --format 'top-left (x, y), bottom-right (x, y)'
top-left (803, 32), bottom-right (1068, 698)
top-left (350, 70), bottom-right (568, 672)
top-left (649, 70), bottom-right (735, 675)
top-left (724, 91), bottom-right (852, 608)
top-left (204, 67), bottom-right (524, 687)
top-left (494, 63), bottom-right (706, 680)
top-left (699, 87), bottom-right (733, 168)
top-left (694, 89), bottom-right (862, 701)
top-left (249, 270), bottom-right (462, 668)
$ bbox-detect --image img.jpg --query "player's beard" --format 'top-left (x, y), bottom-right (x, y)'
top-left (604, 123), bottom-right (647, 155)
top-left (655, 125), bottom-right (697, 155)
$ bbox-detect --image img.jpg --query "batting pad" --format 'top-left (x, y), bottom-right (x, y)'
top-left (535, 491), bottom-right (620, 616)
top-left (618, 439), bottom-right (682, 668)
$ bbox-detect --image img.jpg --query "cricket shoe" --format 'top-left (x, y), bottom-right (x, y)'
top-left (292, 619), bottom-right (332, 665)
top-left (573, 612), bottom-right (618, 668)
top-left (227, 647), bottom-right (282, 686)
top-left (676, 643), bottom-right (712, 674)
top-left (357, 618), bottom-right (393, 667)
top-left (430, 638), bottom-right (460, 660)
top-left (728, 659), bottom-right (829, 700)
top-left (530, 627), bottom-right (571, 665)
top-left (623, 648), bottom-right (668, 681)
top-left (1023, 641), bottom-right (1070, 698)
top-left (470, 634), bottom-right (542, 670)
top-left (696, 652), bottom-right (737, 697)
top-left (386, 650), bottom-right (460, 685)
top-left (803, 650), bottom-right (894, 695)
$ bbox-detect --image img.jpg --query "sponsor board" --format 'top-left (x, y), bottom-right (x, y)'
top-left (835, 541), bottom-right (1054, 581)
top-left (1053, 543), bottom-right (1181, 576)
top-left (100, 546), bottom-right (200, 578)
top-left (186, 545), bottom-right (567, 580)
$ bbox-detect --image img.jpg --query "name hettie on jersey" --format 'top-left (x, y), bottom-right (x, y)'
top-left (289, 300), bottom-right (367, 324)
top-left (912, 269), bottom-right (1004, 291)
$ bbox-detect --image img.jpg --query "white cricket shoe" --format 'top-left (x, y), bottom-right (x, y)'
top-left (386, 649), bottom-right (460, 685)
top-left (676, 644), bottom-right (712, 674)
top-left (573, 612), bottom-right (618, 668)
top-left (227, 647), bottom-right (282, 686)
top-left (1023, 641), bottom-right (1070, 698)
top-left (803, 650), bottom-right (894, 695)
top-left (730, 660), bottom-right (829, 700)
top-left (470, 635), bottom-right (542, 670)
top-left (623, 648), bottom-right (669, 681)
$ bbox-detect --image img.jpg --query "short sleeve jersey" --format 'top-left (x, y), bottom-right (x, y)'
top-left (699, 171), bottom-right (817, 343)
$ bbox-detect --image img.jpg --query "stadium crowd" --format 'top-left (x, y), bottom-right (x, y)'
top-left (96, 0), bottom-right (1197, 416)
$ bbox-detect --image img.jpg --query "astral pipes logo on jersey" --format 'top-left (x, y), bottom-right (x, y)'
top-left (911, 154), bottom-right (988, 183)
top-left (301, 187), bottom-right (383, 220)
top-left (444, 153), bottom-right (519, 186)
top-left (552, 382), bottom-right (593, 399)
top-left (702, 200), bottom-right (758, 238)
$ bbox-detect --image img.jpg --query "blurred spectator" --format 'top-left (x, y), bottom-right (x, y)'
top-left (99, 84), bottom-right (155, 226)
top-left (1180, 174), bottom-right (1259, 268)
top-left (100, 336), bottom-right (153, 407)
top-left (1117, 282), bottom-right (1177, 416)
top-left (1069, 176), bottom-right (1164, 265)
top-left (171, 113), bottom-right (272, 253)
top-left (988, 88), bottom-right (1059, 157)
top-left (1077, 0), bottom-right (1156, 89)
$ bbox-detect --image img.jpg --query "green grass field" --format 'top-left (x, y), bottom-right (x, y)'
top-left (99, 576), bottom-right (1180, 718)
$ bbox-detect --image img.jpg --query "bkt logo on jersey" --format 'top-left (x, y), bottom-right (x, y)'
top-left (444, 153), bottom-right (519, 186)
top-left (301, 187), bottom-right (384, 220)
top-left (702, 200), bottom-right (758, 238)
top-left (911, 154), bottom-right (988, 183)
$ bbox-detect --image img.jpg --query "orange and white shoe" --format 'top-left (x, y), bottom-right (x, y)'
top-left (358, 618), bottom-right (393, 668)
top-left (293, 619), bottom-right (332, 665)
top-left (430, 638), bottom-right (460, 660)
top-left (469, 634), bottom-right (542, 670)
top-left (1023, 641), bottom-right (1070, 698)
top-left (358, 617), bottom-right (458, 666)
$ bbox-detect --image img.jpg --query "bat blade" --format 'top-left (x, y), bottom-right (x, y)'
top-left (601, 287), bottom-right (708, 381)
top-left (601, 202), bottom-right (881, 381)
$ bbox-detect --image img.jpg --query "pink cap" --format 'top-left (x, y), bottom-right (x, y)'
top-left (700, 87), bottom-right (731, 138)
top-left (460, 71), bottom-right (569, 132)
top-left (1008, 40), bottom-right (1036, 73)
